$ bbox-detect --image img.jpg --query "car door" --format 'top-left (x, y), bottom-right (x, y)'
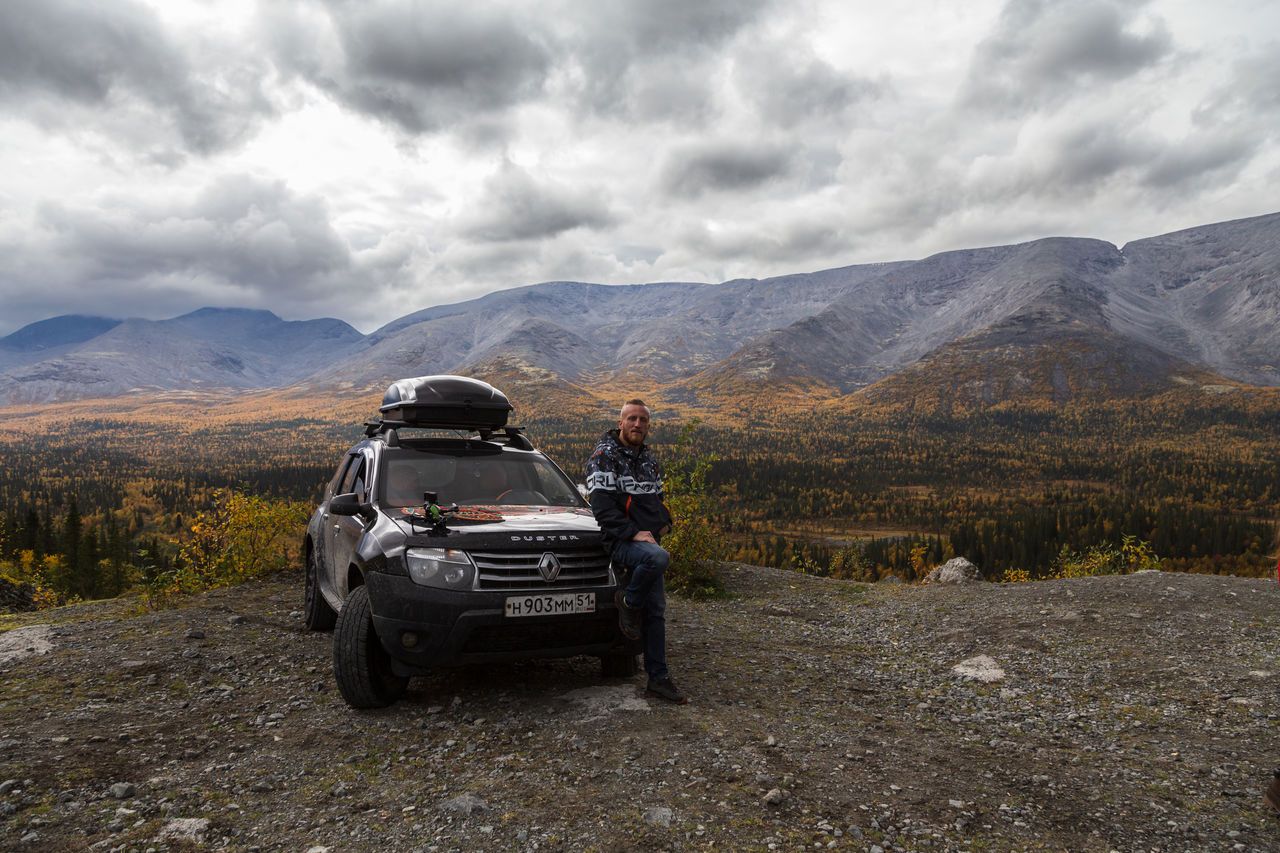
top-left (317, 454), bottom-right (357, 586)
top-left (330, 449), bottom-right (372, 601)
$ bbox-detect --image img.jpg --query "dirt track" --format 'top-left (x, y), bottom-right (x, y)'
top-left (1, 564), bottom-right (1277, 851)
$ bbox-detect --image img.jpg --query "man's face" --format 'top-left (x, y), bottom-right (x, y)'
top-left (617, 404), bottom-right (651, 447)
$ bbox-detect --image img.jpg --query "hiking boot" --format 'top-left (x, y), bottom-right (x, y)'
top-left (1266, 770), bottom-right (1280, 813)
top-left (646, 676), bottom-right (688, 704)
top-left (614, 590), bottom-right (641, 640)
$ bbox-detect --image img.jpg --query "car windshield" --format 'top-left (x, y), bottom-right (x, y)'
top-left (379, 446), bottom-right (585, 509)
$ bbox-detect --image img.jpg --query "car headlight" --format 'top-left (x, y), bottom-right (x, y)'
top-left (405, 548), bottom-right (475, 589)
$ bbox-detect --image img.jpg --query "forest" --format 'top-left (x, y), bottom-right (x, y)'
top-left (0, 388), bottom-right (1276, 604)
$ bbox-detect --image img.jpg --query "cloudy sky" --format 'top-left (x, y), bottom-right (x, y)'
top-left (1, 0), bottom-right (1277, 335)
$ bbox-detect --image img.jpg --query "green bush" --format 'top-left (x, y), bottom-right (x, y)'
top-left (175, 490), bottom-right (310, 599)
top-left (661, 422), bottom-right (729, 599)
top-left (1052, 535), bottom-right (1162, 579)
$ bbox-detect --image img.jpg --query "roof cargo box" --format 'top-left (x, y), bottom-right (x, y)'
top-left (379, 375), bottom-right (513, 429)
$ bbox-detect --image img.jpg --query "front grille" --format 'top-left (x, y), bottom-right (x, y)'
top-left (462, 619), bottom-right (615, 655)
top-left (471, 544), bottom-right (612, 591)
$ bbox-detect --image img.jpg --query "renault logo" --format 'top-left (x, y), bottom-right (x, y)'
top-left (538, 552), bottom-right (562, 582)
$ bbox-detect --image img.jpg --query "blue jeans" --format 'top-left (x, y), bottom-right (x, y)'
top-left (611, 539), bottom-right (669, 681)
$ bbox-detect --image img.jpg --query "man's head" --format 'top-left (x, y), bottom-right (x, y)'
top-left (617, 399), bottom-right (651, 447)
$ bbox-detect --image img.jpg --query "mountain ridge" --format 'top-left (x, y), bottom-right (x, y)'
top-left (2, 211), bottom-right (1276, 407)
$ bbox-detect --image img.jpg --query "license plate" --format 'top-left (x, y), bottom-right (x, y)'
top-left (504, 592), bottom-right (596, 617)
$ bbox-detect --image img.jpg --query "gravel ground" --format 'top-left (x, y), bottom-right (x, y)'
top-left (1, 563), bottom-right (1277, 852)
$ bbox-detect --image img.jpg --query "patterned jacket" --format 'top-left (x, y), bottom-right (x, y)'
top-left (584, 429), bottom-right (674, 549)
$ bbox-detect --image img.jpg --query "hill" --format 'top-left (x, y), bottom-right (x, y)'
top-left (1, 211), bottom-right (1276, 407)
top-left (0, 309), bottom-right (362, 405)
top-left (1, 564), bottom-right (1275, 850)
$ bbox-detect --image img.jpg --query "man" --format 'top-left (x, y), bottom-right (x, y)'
top-left (585, 399), bottom-right (686, 704)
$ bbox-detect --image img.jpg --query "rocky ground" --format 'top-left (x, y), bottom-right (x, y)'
top-left (1, 564), bottom-right (1277, 852)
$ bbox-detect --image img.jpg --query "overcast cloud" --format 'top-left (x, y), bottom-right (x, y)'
top-left (0, 0), bottom-right (1277, 334)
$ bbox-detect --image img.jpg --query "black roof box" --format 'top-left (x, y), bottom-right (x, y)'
top-left (379, 375), bottom-right (513, 429)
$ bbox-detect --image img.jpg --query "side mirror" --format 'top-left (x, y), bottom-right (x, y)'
top-left (330, 492), bottom-right (375, 522)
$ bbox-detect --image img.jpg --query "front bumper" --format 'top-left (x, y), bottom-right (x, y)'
top-left (364, 571), bottom-right (640, 675)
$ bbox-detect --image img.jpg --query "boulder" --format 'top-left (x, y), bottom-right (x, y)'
top-left (924, 557), bottom-right (983, 585)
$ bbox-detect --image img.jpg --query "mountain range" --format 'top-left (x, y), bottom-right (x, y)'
top-left (2, 211), bottom-right (1277, 409)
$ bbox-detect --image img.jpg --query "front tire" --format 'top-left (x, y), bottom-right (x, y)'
top-left (333, 585), bottom-right (408, 708)
top-left (303, 546), bottom-right (337, 631)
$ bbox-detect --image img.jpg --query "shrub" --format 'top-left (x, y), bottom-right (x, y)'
top-left (176, 490), bottom-right (310, 597)
top-left (661, 422), bottom-right (729, 598)
top-left (1052, 535), bottom-right (1161, 579)
top-left (0, 550), bottom-right (66, 610)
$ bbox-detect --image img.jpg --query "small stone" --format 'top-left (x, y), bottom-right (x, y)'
top-left (643, 806), bottom-right (673, 828)
top-left (109, 783), bottom-right (136, 799)
top-left (952, 655), bottom-right (1005, 683)
top-left (763, 788), bottom-right (786, 806)
top-left (186, 629), bottom-right (205, 640)
top-left (156, 818), bottom-right (210, 842)
top-left (20, 832), bottom-right (38, 844)
top-left (439, 793), bottom-right (487, 815)
top-left (227, 615), bottom-right (248, 625)
top-left (0, 780), bottom-right (18, 796)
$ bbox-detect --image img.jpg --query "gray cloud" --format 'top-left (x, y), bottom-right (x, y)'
top-left (459, 163), bottom-right (615, 242)
top-left (733, 43), bottom-right (883, 127)
top-left (680, 212), bottom-right (846, 264)
top-left (37, 175), bottom-right (350, 292)
top-left (962, 0), bottom-right (1173, 113)
top-left (1041, 123), bottom-right (1153, 189)
top-left (661, 141), bottom-right (795, 198)
top-left (1195, 48), bottom-right (1280, 127)
top-left (0, 0), bottom-right (274, 156)
top-left (0, 175), bottom-right (370, 332)
top-left (1139, 134), bottom-right (1257, 189)
top-left (554, 0), bottom-right (775, 122)
top-left (264, 1), bottom-right (551, 136)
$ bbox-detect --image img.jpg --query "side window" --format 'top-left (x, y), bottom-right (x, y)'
top-left (339, 454), bottom-right (364, 496)
top-left (353, 455), bottom-right (368, 502)
top-left (329, 456), bottom-right (354, 495)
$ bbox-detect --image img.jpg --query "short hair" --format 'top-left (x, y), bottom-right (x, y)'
top-left (620, 398), bottom-right (650, 416)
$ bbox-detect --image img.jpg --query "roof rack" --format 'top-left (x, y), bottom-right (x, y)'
top-left (363, 419), bottom-right (534, 451)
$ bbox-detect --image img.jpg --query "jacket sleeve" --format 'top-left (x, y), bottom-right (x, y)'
top-left (585, 451), bottom-right (640, 544)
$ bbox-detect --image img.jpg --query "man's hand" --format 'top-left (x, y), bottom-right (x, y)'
top-left (633, 530), bottom-right (657, 544)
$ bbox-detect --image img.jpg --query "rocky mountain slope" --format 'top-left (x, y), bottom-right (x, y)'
top-left (1, 564), bottom-right (1277, 851)
top-left (0, 309), bottom-right (362, 405)
top-left (2, 211), bottom-right (1276, 406)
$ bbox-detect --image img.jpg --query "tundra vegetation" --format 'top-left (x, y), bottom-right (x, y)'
top-left (0, 391), bottom-right (1275, 608)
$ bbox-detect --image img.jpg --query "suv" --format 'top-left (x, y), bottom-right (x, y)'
top-left (303, 375), bottom-right (639, 708)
